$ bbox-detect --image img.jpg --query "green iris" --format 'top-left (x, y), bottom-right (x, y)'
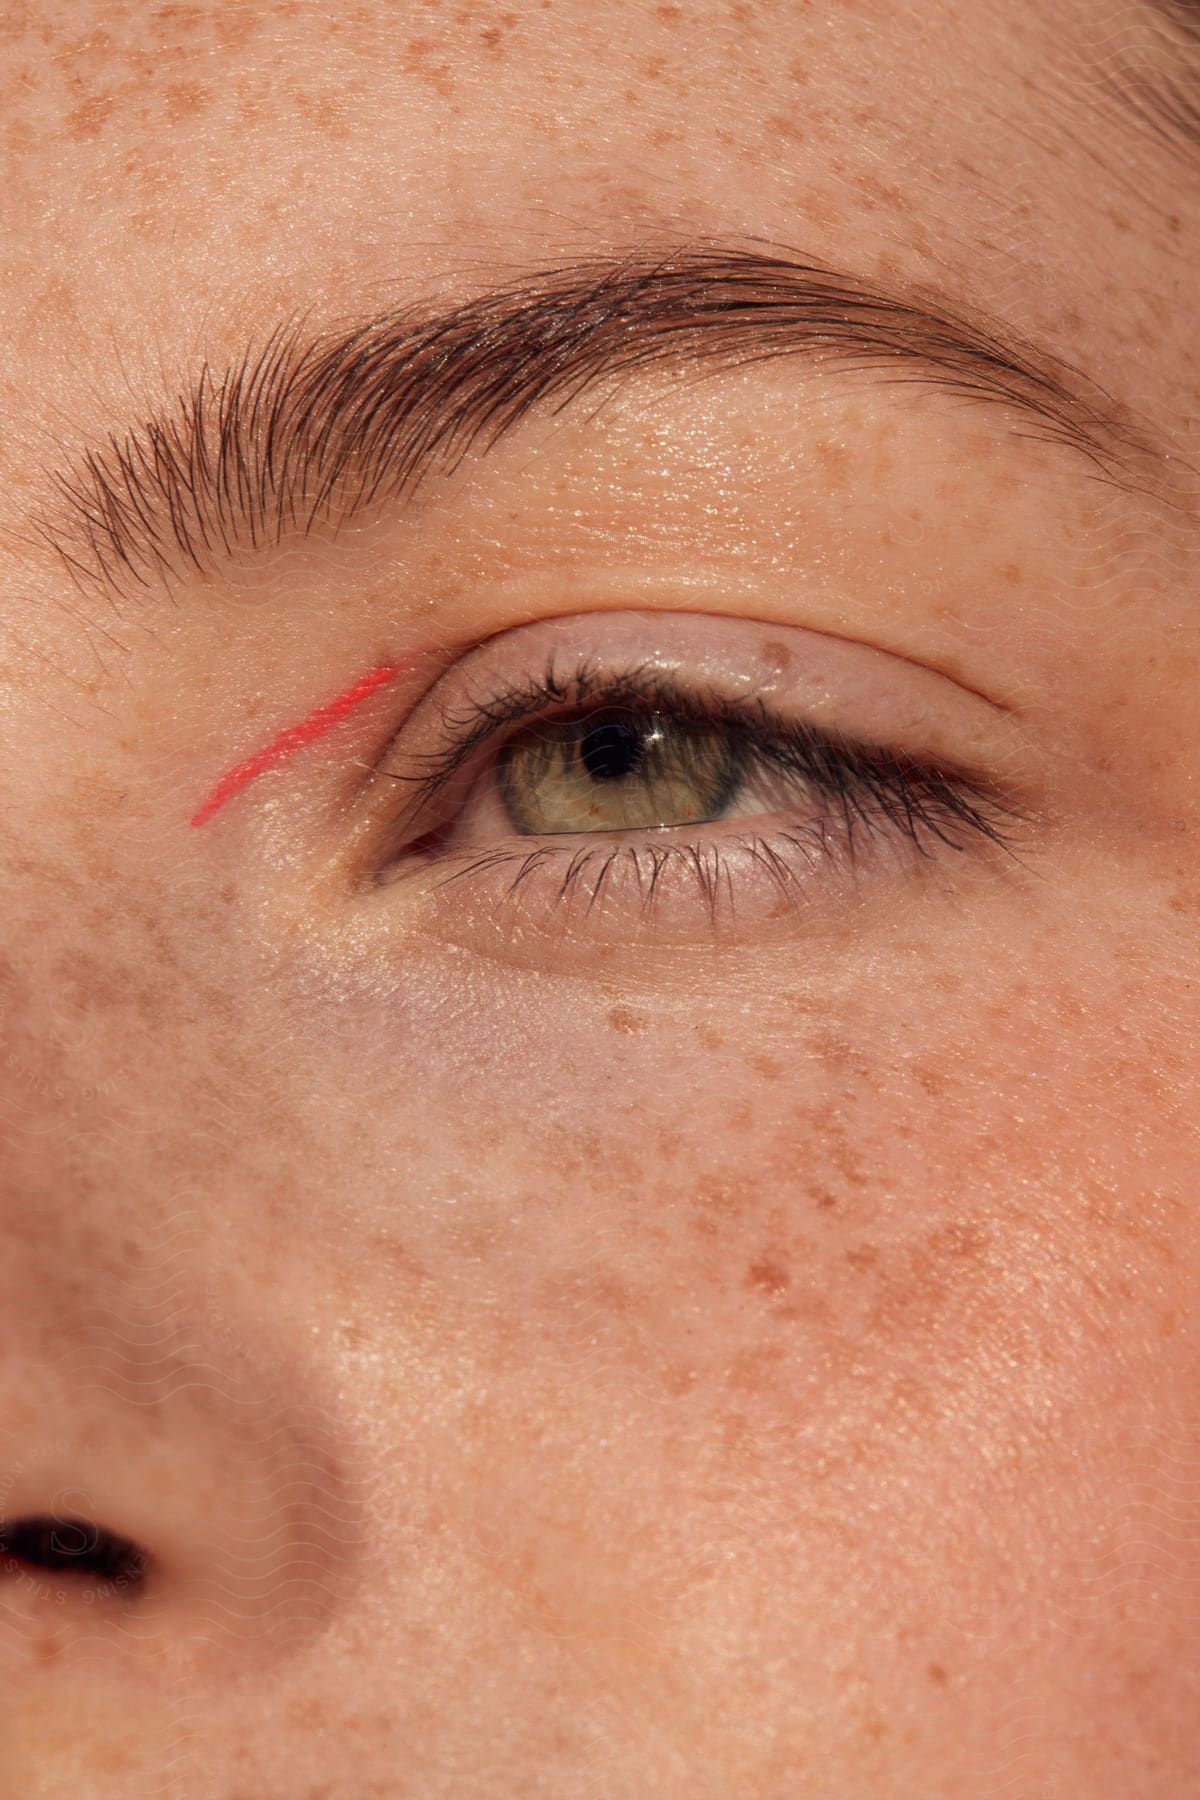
top-left (497, 707), bottom-right (744, 836)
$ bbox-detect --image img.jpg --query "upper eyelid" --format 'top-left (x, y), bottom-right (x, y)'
top-left (368, 606), bottom-right (1039, 807)
top-left (376, 663), bottom-right (786, 797)
top-left (372, 662), bottom-right (1020, 843)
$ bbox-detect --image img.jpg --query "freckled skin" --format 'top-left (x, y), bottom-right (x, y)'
top-left (0, 1), bottom-right (1198, 1796)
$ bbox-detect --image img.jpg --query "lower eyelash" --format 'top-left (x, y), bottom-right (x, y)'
top-left (433, 837), bottom-right (772, 926)
top-left (386, 782), bottom-right (1031, 939)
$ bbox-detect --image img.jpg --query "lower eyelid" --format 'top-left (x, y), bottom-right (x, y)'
top-left (379, 820), bottom-right (833, 930)
top-left (372, 777), bottom-right (1029, 955)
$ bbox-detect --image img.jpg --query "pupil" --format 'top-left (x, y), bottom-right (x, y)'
top-left (580, 718), bottom-right (644, 782)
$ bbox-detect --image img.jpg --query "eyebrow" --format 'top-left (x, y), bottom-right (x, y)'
top-left (33, 242), bottom-right (1179, 601)
top-left (1110, 0), bottom-right (1200, 162)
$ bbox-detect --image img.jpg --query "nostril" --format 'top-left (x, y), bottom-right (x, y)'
top-left (1, 1326), bottom-right (362, 1680)
top-left (0, 1514), bottom-right (149, 1592)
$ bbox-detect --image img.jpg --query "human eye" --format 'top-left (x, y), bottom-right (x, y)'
top-left (359, 610), bottom-right (1036, 954)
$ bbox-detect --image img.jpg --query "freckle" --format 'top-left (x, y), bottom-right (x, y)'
top-left (286, 1694), bottom-right (333, 1731)
top-left (32, 275), bottom-right (78, 324)
top-left (607, 1005), bottom-right (646, 1034)
top-left (813, 1189), bottom-right (839, 1211)
top-left (162, 79), bottom-right (207, 121)
top-left (814, 438), bottom-right (851, 487)
top-left (34, 1633), bottom-right (63, 1664)
top-left (153, 4), bottom-right (205, 29)
top-left (745, 1257), bottom-right (790, 1296)
top-left (1000, 562), bottom-right (1021, 584)
top-left (296, 90), bottom-right (350, 134)
top-left (930, 970), bottom-right (963, 994)
top-left (694, 1175), bottom-right (750, 1219)
top-left (779, 1291), bottom-right (832, 1327)
top-left (812, 1030), bottom-right (871, 1081)
top-left (927, 1662), bottom-right (948, 1686)
top-left (727, 1342), bottom-right (788, 1395)
top-left (929, 1220), bottom-right (990, 1259)
top-left (67, 93), bottom-right (114, 139)
top-left (695, 1024), bottom-right (724, 1050)
top-left (748, 1053), bottom-right (784, 1081)
top-left (910, 1061), bottom-right (948, 1098)
top-left (844, 1243), bottom-right (878, 1272)
top-left (4, 117), bottom-right (38, 158)
top-left (760, 640), bottom-right (794, 675)
top-left (767, 112), bottom-right (807, 145)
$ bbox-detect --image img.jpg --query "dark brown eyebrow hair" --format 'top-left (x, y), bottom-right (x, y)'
top-left (1106, 0), bottom-right (1200, 163)
top-left (31, 241), bottom-right (1183, 601)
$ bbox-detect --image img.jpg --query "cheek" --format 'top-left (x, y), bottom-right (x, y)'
top-left (303, 941), bottom-right (1199, 1779)
top-left (295, 937), bottom-right (1193, 1500)
top-left (388, 935), bottom-right (1187, 1412)
top-left (286, 909), bottom-right (1197, 1391)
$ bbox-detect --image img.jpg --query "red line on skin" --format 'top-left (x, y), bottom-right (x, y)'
top-left (190, 661), bottom-right (414, 827)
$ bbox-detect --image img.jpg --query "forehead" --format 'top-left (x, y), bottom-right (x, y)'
top-left (0, 0), bottom-right (1195, 484)
top-left (0, 4), bottom-right (1171, 269)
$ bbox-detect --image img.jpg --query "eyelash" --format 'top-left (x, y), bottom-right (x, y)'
top-left (372, 658), bottom-right (1033, 931)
